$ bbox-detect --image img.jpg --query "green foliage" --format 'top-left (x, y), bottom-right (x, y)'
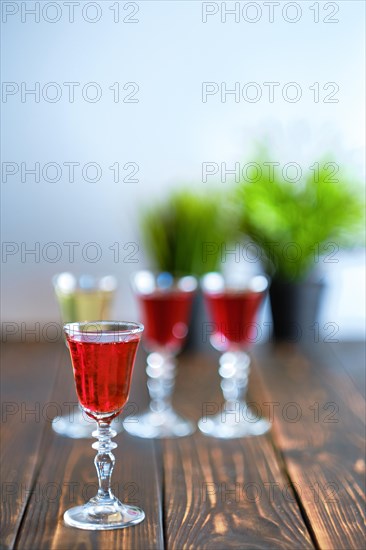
top-left (236, 158), bottom-right (364, 281)
top-left (140, 189), bottom-right (232, 277)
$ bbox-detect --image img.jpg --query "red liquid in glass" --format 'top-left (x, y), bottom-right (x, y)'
top-left (205, 291), bottom-right (265, 350)
top-left (138, 291), bottom-right (194, 352)
top-left (66, 336), bottom-right (140, 419)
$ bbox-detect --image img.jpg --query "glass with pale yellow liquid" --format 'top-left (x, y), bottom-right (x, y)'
top-left (52, 272), bottom-right (118, 438)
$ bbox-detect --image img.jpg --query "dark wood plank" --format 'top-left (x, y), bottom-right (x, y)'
top-left (330, 341), bottom-right (366, 398)
top-left (0, 343), bottom-right (63, 550)
top-left (253, 343), bottom-right (366, 550)
top-left (164, 352), bottom-right (314, 549)
top-left (13, 347), bottom-right (164, 550)
top-left (4, 342), bottom-right (364, 549)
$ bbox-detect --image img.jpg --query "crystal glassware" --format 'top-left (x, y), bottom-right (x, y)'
top-left (123, 271), bottom-right (197, 438)
top-left (63, 321), bottom-right (144, 530)
top-left (52, 273), bottom-right (117, 439)
top-left (198, 273), bottom-right (270, 438)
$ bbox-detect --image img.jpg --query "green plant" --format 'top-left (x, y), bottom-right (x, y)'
top-left (140, 188), bottom-right (232, 276)
top-left (236, 157), bottom-right (364, 281)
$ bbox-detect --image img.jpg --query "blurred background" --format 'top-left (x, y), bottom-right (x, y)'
top-left (1, 0), bottom-right (365, 340)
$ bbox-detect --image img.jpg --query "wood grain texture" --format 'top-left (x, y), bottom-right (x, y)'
top-left (2, 342), bottom-right (364, 550)
top-left (330, 341), bottom-right (366, 398)
top-left (13, 347), bottom-right (164, 550)
top-left (163, 353), bottom-right (314, 550)
top-left (0, 343), bottom-right (63, 550)
top-left (253, 343), bottom-right (366, 550)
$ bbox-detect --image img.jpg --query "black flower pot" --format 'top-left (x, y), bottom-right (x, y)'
top-left (269, 278), bottom-right (325, 342)
top-left (184, 288), bottom-right (212, 353)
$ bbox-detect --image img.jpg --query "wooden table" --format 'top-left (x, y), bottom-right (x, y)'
top-left (1, 341), bottom-right (365, 549)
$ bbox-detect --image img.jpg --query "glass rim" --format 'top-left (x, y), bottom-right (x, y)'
top-left (131, 269), bottom-right (198, 281)
top-left (63, 321), bottom-right (144, 336)
top-left (53, 272), bottom-right (117, 293)
top-left (201, 272), bottom-right (270, 293)
top-left (131, 270), bottom-right (198, 291)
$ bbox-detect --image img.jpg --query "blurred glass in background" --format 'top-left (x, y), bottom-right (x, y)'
top-left (52, 273), bottom-right (118, 439)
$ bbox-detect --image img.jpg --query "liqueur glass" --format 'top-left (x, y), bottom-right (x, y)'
top-left (52, 272), bottom-right (117, 438)
top-left (123, 271), bottom-right (197, 438)
top-left (63, 321), bottom-right (144, 530)
top-left (198, 273), bottom-right (270, 439)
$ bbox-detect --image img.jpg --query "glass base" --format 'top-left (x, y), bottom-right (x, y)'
top-left (64, 497), bottom-right (145, 530)
top-left (198, 404), bottom-right (271, 439)
top-left (123, 409), bottom-right (195, 439)
top-left (52, 410), bottom-right (122, 439)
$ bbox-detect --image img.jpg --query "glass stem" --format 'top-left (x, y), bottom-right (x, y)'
top-left (146, 352), bottom-right (175, 414)
top-left (92, 422), bottom-right (118, 502)
top-left (219, 351), bottom-right (250, 409)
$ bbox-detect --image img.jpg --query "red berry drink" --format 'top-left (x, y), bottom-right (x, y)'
top-left (66, 334), bottom-right (140, 420)
top-left (63, 321), bottom-right (145, 530)
top-left (138, 290), bottom-right (194, 353)
top-left (198, 274), bottom-right (270, 439)
top-left (205, 290), bottom-right (265, 350)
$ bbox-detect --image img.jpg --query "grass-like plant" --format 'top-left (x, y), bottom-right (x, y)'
top-left (140, 188), bottom-right (232, 277)
top-left (236, 157), bottom-right (364, 281)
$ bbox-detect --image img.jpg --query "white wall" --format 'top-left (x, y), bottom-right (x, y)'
top-left (1, 1), bottom-right (365, 339)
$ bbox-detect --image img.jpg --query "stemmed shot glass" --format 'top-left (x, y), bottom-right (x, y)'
top-left (63, 321), bottom-right (144, 530)
top-left (52, 272), bottom-right (117, 438)
top-left (198, 273), bottom-right (270, 439)
top-left (124, 271), bottom-right (197, 438)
